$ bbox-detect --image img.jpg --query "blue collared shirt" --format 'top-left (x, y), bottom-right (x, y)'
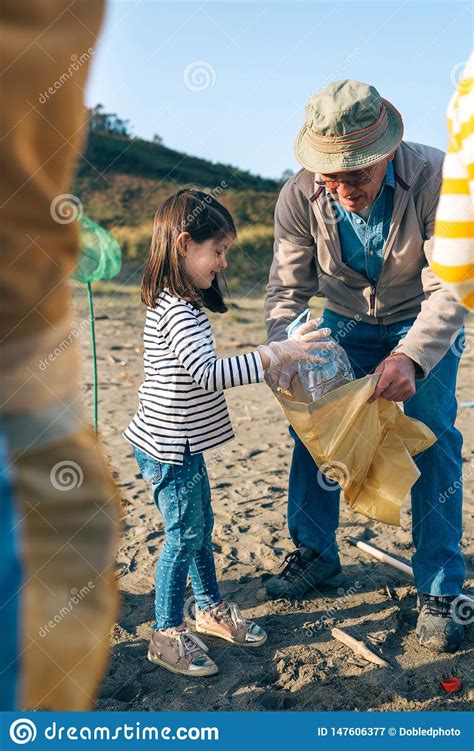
top-left (327, 161), bottom-right (395, 283)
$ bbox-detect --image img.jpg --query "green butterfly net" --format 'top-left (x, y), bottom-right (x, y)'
top-left (71, 216), bottom-right (122, 432)
top-left (71, 215), bottom-right (122, 283)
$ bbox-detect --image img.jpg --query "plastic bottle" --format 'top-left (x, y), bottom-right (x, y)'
top-left (286, 308), bottom-right (355, 400)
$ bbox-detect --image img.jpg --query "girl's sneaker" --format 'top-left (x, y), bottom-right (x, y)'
top-left (195, 601), bottom-right (267, 647)
top-left (147, 627), bottom-right (218, 676)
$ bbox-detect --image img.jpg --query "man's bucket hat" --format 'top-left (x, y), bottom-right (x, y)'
top-left (294, 79), bottom-right (404, 173)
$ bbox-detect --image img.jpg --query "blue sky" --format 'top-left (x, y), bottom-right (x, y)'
top-left (86, 0), bottom-right (472, 179)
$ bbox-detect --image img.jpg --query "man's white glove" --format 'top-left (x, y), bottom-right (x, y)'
top-left (258, 320), bottom-right (333, 369)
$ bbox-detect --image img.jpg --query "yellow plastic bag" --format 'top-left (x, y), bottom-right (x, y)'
top-left (272, 373), bottom-right (436, 526)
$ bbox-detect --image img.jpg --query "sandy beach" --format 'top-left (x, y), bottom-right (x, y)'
top-left (73, 287), bottom-right (473, 712)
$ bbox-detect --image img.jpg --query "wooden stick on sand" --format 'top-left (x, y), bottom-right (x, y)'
top-left (331, 627), bottom-right (390, 668)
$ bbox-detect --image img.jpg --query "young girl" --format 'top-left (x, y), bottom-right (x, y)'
top-left (124, 188), bottom-right (330, 677)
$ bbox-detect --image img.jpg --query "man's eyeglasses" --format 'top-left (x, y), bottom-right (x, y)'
top-left (315, 166), bottom-right (377, 190)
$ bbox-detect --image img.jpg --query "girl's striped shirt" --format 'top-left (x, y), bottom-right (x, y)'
top-left (432, 53), bottom-right (474, 309)
top-left (124, 290), bottom-right (265, 464)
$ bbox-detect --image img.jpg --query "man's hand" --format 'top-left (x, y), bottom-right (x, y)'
top-left (368, 353), bottom-right (417, 403)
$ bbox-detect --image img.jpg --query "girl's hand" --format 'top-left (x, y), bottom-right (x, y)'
top-left (257, 321), bottom-right (334, 369)
top-left (266, 362), bottom-right (298, 390)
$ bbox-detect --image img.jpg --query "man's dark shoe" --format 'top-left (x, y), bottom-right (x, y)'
top-left (265, 545), bottom-right (344, 600)
top-left (416, 593), bottom-right (465, 653)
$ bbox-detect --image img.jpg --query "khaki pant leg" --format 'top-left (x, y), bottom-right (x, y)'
top-left (1, 1), bottom-right (121, 710)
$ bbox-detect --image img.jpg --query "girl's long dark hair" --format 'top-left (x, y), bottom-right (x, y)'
top-left (141, 188), bottom-right (235, 313)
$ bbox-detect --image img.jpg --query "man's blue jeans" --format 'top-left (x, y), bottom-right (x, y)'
top-left (133, 445), bottom-right (221, 629)
top-left (288, 308), bottom-right (464, 596)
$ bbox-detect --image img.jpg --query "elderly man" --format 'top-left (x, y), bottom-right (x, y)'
top-left (264, 80), bottom-right (467, 653)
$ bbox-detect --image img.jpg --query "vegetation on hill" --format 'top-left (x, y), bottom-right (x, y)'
top-left (79, 132), bottom-right (281, 194)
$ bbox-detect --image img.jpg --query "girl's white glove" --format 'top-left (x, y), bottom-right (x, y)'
top-left (258, 319), bottom-right (334, 369)
top-left (269, 362), bottom-right (298, 390)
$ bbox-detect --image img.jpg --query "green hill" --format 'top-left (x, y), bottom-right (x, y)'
top-left (78, 132), bottom-right (280, 193)
top-left (73, 130), bottom-right (282, 293)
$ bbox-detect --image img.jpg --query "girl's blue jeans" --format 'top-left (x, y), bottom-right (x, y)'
top-left (288, 309), bottom-right (465, 597)
top-left (133, 445), bottom-right (221, 630)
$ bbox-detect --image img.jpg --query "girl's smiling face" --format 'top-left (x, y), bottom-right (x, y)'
top-left (177, 233), bottom-right (234, 289)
